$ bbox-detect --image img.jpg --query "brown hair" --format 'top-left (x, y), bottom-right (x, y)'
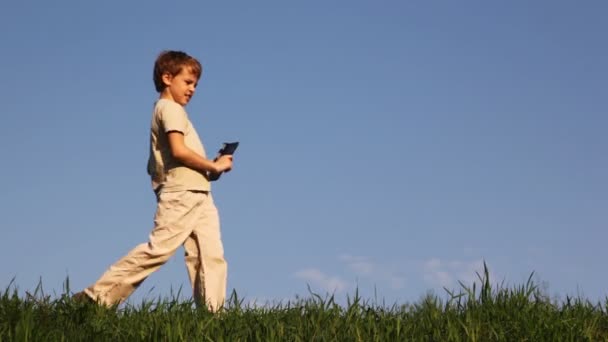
top-left (153, 51), bottom-right (202, 92)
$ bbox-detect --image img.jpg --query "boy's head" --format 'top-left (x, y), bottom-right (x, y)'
top-left (153, 51), bottom-right (202, 105)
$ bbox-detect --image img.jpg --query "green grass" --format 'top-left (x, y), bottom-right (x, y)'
top-left (2, 264), bottom-right (608, 341)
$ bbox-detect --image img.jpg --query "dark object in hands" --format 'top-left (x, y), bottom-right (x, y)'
top-left (208, 171), bottom-right (222, 181)
top-left (209, 142), bottom-right (239, 181)
top-left (219, 142), bottom-right (239, 155)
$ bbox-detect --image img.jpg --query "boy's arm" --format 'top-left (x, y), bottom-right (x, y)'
top-left (167, 131), bottom-right (232, 174)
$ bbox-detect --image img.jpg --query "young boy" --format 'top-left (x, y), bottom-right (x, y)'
top-left (75, 50), bottom-right (234, 312)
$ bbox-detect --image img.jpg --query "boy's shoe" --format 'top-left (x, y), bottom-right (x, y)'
top-left (72, 291), bottom-right (95, 304)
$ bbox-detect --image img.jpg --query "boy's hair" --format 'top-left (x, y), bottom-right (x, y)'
top-left (153, 50), bottom-right (202, 92)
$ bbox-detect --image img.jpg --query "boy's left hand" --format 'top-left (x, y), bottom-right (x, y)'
top-left (209, 155), bottom-right (234, 181)
top-left (215, 154), bottom-right (233, 172)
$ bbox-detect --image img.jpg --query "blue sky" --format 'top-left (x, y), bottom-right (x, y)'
top-left (0, 0), bottom-right (606, 306)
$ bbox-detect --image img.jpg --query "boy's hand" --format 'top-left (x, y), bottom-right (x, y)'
top-left (214, 155), bottom-right (233, 173)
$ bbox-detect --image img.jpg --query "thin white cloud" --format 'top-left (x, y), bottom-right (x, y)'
top-left (339, 254), bottom-right (375, 276)
top-left (422, 258), bottom-right (485, 289)
top-left (388, 275), bottom-right (406, 290)
top-left (339, 254), bottom-right (407, 290)
top-left (294, 268), bottom-right (348, 294)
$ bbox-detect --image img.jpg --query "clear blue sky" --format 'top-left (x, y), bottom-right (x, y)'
top-left (0, 0), bottom-right (606, 306)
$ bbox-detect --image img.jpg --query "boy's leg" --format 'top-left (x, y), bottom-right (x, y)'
top-left (183, 235), bottom-right (203, 303)
top-left (183, 192), bottom-right (227, 312)
top-left (84, 191), bottom-right (204, 306)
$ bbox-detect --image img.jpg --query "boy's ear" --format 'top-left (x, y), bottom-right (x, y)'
top-left (161, 73), bottom-right (173, 87)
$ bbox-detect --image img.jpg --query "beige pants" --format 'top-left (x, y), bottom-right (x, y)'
top-left (84, 190), bottom-right (227, 311)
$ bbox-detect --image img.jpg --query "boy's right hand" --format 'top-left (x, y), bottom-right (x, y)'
top-left (214, 155), bottom-right (233, 173)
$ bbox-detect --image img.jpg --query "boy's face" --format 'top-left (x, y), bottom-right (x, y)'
top-left (161, 67), bottom-right (199, 106)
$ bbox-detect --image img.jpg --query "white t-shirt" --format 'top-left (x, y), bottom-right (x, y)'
top-left (147, 99), bottom-right (210, 192)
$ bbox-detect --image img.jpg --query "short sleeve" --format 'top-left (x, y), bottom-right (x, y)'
top-left (160, 101), bottom-right (188, 134)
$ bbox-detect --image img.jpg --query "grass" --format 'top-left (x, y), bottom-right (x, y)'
top-left (1, 264), bottom-right (608, 341)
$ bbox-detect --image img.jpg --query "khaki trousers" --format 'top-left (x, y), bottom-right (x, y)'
top-left (84, 190), bottom-right (227, 311)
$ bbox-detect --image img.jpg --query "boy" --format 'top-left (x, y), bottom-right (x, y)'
top-left (75, 50), bottom-right (234, 312)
